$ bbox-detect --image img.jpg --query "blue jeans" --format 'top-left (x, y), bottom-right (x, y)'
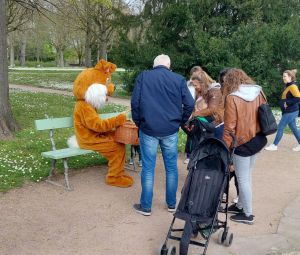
top-left (139, 130), bottom-right (178, 209)
top-left (233, 154), bottom-right (257, 216)
top-left (274, 111), bottom-right (300, 145)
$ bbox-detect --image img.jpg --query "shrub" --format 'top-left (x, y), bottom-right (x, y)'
top-left (120, 69), bottom-right (141, 94)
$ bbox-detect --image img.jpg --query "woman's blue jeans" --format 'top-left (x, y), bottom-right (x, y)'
top-left (139, 130), bottom-right (178, 210)
top-left (274, 111), bottom-right (300, 145)
top-left (233, 154), bottom-right (257, 216)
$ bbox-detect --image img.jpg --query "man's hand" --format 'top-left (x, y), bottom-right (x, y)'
top-left (185, 124), bottom-right (194, 132)
top-left (192, 111), bottom-right (199, 117)
top-left (229, 164), bottom-right (235, 172)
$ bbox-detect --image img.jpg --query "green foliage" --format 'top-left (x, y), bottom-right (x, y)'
top-left (0, 91), bottom-right (127, 192)
top-left (89, 0), bottom-right (112, 8)
top-left (120, 69), bottom-right (141, 94)
top-left (41, 43), bottom-right (56, 62)
top-left (110, 0), bottom-right (300, 105)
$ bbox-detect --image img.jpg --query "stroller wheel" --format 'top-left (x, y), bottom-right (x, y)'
top-left (167, 245), bottom-right (176, 255)
top-left (217, 229), bottom-right (225, 244)
top-left (224, 232), bottom-right (233, 247)
top-left (158, 243), bottom-right (168, 255)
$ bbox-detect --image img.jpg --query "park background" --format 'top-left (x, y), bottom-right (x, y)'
top-left (1, 0), bottom-right (300, 192)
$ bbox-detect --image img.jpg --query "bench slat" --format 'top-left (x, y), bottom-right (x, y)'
top-left (35, 112), bottom-right (123, 130)
top-left (41, 148), bottom-right (94, 159)
top-left (35, 117), bottom-right (72, 130)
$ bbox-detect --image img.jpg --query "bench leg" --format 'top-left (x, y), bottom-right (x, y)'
top-left (63, 159), bottom-right (72, 191)
top-left (48, 159), bottom-right (56, 179)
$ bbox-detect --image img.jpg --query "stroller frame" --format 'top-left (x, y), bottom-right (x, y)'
top-left (159, 138), bottom-right (234, 255)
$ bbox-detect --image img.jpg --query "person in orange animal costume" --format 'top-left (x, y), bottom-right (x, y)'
top-left (72, 59), bottom-right (134, 188)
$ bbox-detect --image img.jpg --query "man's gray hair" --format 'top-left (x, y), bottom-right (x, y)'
top-left (153, 54), bottom-right (171, 68)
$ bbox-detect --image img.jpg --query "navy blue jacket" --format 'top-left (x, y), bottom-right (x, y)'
top-left (131, 65), bottom-right (194, 137)
top-left (279, 81), bottom-right (300, 114)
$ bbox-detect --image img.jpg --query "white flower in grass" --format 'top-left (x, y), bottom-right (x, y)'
top-left (272, 109), bottom-right (300, 128)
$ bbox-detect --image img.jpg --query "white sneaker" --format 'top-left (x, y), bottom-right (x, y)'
top-left (222, 194), bottom-right (227, 201)
top-left (232, 196), bottom-right (239, 204)
top-left (265, 144), bottom-right (278, 151)
top-left (292, 145), bottom-right (300, 152)
top-left (129, 158), bottom-right (134, 165)
top-left (184, 158), bottom-right (190, 164)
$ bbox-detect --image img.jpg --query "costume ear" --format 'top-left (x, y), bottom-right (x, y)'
top-left (95, 59), bottom-right (106, 70)
top-left (95, 59), bottom-right (117, 74)
top-left (109, 63), bottom-right (117, 73)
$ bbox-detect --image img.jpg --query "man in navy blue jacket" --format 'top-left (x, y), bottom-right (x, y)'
top-left (131, 54), bottom-right (194, 216)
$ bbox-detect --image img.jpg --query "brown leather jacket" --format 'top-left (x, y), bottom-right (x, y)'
top-left (193, 87), bottom-right (224, 125)
top-left (223, 86), bottom-right (266, 149)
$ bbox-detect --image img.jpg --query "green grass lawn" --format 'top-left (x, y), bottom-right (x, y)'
top-left (0, 91), bottom-right (128, 192)
top-left (8, 69), bottom-right (130, 98)
top-left (0, 90), bottom-right (187, 193)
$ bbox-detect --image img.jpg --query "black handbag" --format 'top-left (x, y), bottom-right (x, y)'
top-left (258, 92), bottom-right (277, 136)
top-left (235, 132), bottom-right (267, 157)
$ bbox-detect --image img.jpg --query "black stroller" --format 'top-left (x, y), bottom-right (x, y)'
top-left (159, 118), bottom-right (233, 255)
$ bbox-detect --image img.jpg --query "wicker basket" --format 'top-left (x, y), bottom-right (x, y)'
top-left (114, 121), bottom-right (139, 145)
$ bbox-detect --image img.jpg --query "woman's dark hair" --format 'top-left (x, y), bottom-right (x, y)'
top-left (218, 67), bottom-right (233, 86)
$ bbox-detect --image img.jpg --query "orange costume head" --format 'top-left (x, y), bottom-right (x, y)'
top-left (73, 59), bottom-right (117, 100)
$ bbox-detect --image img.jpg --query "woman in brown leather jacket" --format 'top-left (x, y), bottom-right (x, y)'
top-left (192, 70), bottom-right (224, 139)
top-left (222, 68), bottom-right (266, 225)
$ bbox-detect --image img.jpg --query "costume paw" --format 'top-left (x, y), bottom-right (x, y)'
top-left (115, 114), bottom-right (126, 126)
top-left (106, 83), bottom-right (115, 96)
top-left (106, 175), bottom-right (134, 188)
top-left (122, 174), bottom-right (133, 182)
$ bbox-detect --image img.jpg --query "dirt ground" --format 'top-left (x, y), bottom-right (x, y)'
top-left (1, 134), bottom-right (300, 255)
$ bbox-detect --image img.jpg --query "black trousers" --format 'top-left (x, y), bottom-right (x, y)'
top-left (130, 145), bottom-right (141, 161)
top-left (225, 171), bottom-right (239, 196)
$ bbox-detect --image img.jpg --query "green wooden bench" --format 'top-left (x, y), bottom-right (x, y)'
top-left (34, 112), bottom-right (122, 191)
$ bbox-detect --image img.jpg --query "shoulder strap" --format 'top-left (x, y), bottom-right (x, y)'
top-left (260, 90), bottom-right (268, 102)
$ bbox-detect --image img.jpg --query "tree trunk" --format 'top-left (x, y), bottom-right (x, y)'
top-left (10, 42), bottom-right (15, 67)
top-left (85, 26), bottom-right (92, 67)
top-left (84, 3), bottom-right (92, 67)
top-left (58, 49), bottom-right (64, 67)
top-left (98, 40), bottom-right (107, 60)
top-left (78, 54), bottom-right (83, 66)
top-left (0, 0), bottom-right (19, 139)
top-left (97, 42), bottom-right (100, 62)
top-left (36, 46), bottom-right (40, 64)
top-left (20, 32), bottom-right (26, 67)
